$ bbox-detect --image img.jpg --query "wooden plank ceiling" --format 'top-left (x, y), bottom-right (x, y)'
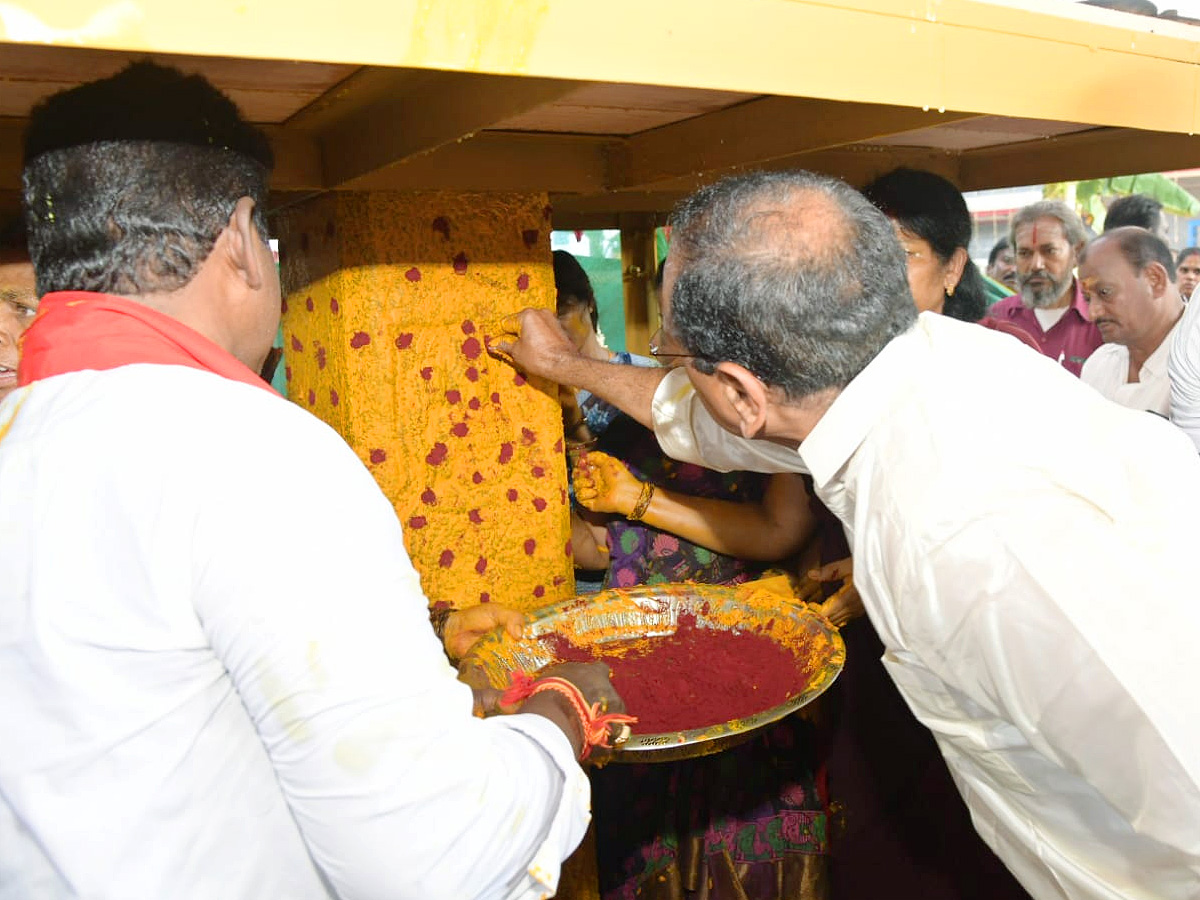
top-left (3, 0), bottom-right (1200, 228)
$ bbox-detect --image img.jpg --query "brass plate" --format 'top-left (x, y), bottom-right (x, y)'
top-left (459, 582), bottom-right (845, 762)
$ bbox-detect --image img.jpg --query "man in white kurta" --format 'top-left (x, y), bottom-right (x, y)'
top-left (498, 171), bottom-right (1200, 900)
top-left (1077, 228), bottom-right (1183, 416)
top-left (1169, 279), bottom-right (1200, 449)
top-left (0, 366), bottom-right (589, 900)
top-left (0, 61), bottom-right (601, 900)
top-left (652, 318), bottom-right (1200, 899)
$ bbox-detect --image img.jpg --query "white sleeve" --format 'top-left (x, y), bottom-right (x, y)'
top-left (1169, 295), bottom-right (1200, 450)
top-left (650, 368), bottom-right (808, 474)
top-left (191, 409), bottom-right (589, 900)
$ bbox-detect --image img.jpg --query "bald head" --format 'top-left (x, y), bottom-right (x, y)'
top-left (1080, 227), bottom-right (1175, 283)
top-left (666, 170), bottom-right (917, 400)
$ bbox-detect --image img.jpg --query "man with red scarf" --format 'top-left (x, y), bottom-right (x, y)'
top-left (0, 62), bottom-right (625, 899)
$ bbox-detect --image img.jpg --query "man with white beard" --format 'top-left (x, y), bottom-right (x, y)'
top-left (987, 200), bottom-right (1102, 375)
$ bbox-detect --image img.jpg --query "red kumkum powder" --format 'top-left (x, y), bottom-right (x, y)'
top-left (539, 613), bottom-right (809, 734)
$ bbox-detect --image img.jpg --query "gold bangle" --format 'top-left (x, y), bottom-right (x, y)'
top-left (628, 481), bottom-right (655, 521)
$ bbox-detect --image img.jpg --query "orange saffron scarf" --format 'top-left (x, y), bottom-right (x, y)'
top-left (19, 292), bottom-right (276, 394)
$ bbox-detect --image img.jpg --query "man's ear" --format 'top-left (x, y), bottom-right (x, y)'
top-left (1144, 260), bottom-right (1170, 298)
top-left (227, 196), bottom-right (265, 292)
top-left (714, 361), bottom-right (771, 439)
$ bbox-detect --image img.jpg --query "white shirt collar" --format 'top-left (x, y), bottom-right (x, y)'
top-left (800, 314), bottom-right (930, 491)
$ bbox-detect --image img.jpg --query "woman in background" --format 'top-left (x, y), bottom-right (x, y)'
top-left (0, 219), bottom-right (38, 404)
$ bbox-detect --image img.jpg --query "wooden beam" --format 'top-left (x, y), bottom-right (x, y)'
top-left (5, 0), bottom-right (1200, 137)
top-left (551, 145), bottom-right (964, 229)
top-left (551, 193), bottom-right (679, 231)
top-left (262, 125), bottom-right (324, 192)
top-left (350, 132), bottom-right (610, 194)
top-left (611, 97), bottom-right (977, 190)
top-left (959, 128), bottom-right (1200, 192)
top-left (316, 70), bottom-right (586, 188)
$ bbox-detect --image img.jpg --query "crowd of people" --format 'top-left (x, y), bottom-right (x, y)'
top-left (2, 61), bottom-right (1199, 900)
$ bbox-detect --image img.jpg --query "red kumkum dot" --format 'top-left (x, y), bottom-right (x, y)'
top-left (331, 298), bottom-right (339, 313)
top-left (498, 442), bottom-right (514, 464)
top-left (438, 549), bottom-right (455, 568)
top-left (408, 516), bottom-right (427, 529)
top-left (553, 576), bottom-right (566, 587)
top-left (465, 367), bottom-right (479, 382)
top-left (284, 366), bottom-right (292, 381)
top-left (469, 508), bottom-right (483, 524)
top-left (513, 373), bottom-right (526, 386)
top-left (305, 296), bottom-right (314, 312)
top-left (517, 273), bottom-right (530, 291)
top-left (290, 335), bottom-right (303, 353)
top-left (281, 298), bottom-right (289, 314)
top-left (507, 488), bottom-right (519, 502)
top-left (472, 471), bottom-right (484, 484)
top-left (421, 488), bottom-right (437, 505)
top-left (426, 443), bottom-right (448, 466)
top-left (533, 497), bottom-right (547, 511)
top-left (450, 423), bottom-right (469, 438)
top-left (330, 389), bottom-right (339, 406)
top-left (395, 333), bottom-right (414, 350)
top-left (306, 389), bottom-right (315, 406)
top-left (420, 367), bottom-right (433, 381)
top-left (369, 449), bottom-right (387, 464)
top-left (461, 320), bottom-right (476, 335)
top-left (531, 466), bottom-right (546, 478)
top-left (565, 539), bottom-right (573, 558)
top-left (480, 592), bottom-right (491, 603)
top-left (350, 332), bottom-right (371, 349)
top-left (554, 438), bottom-right (563, 453)
top-left (475, 557), bottom-right (488, 575)
top-left (524, 538), bottom-right (537, 556)
top-left (533, 585), bottom-right (545, 598)
top-left (490, 392), bottom-right (501, 404)
top-left (432, 217), bottom-right (451, 240)
top-left (445, 389), bottom-right (461, 404)
top-left (521, 427), bottom-right (536, 445)
top-left (461, 337), bottom-right (481, 360)
top-left (405, 267), bottom-right (421, 282)
top-left (468, 398), bottom-right (481, 411)
top-left (316, 346), bottom-right (327, 370)
top-left (452, 252), bottom-right (469, 275)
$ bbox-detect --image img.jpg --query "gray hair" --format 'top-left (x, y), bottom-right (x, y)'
top-left (666, 170), bottom-right (917, 401)
top-left (1010, 200), bottom-right (1088, 250)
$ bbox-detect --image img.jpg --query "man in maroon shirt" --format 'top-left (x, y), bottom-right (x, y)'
top-left (987, 200), bottom-right (1102, 376)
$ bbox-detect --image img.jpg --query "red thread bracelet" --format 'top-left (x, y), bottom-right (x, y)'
top-left (501, 671), bottom-right (637, 760)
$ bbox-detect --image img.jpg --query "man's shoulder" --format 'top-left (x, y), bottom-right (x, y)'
top-left (988, 294), bottom-right (1026, 317)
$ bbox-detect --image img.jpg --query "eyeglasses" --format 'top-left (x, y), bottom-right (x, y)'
top-left (648, 344), bottom-right (694, 361)
top-left (648, 328), bottom-right (693, 361)
top-left (648, 328), bottom-right (718, 372)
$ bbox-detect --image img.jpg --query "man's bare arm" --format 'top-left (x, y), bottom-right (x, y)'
top-left (488, 308), bottom-right (667, 430)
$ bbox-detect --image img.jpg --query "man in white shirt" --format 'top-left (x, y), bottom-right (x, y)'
top-left (1169, 280), bottom-right (1200, 450)
top-left (1078, 227), bottom-right (1184, 415)
top-left (0, 62), bottom-right (625, 900)
top-left (494, 171), bottom-right (1200, 899)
